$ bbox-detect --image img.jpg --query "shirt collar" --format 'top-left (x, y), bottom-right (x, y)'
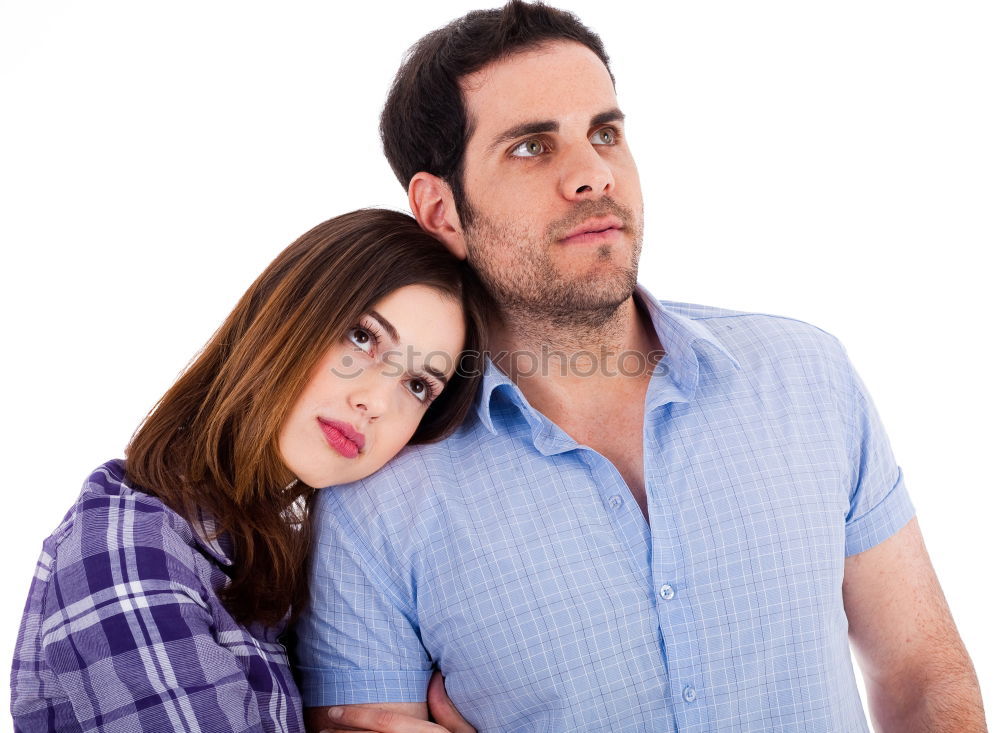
top-left (192, 509), bottom-right (235, 567)
top-left (474, 361), bottom-right (528, 436)
top-left (633, 284), bottom-right (740, 404)
top-left (474, 284), bottom-right (740, 434)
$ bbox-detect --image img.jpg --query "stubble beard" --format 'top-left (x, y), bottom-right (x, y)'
top-left (463, 197), bottom-right (644, 332)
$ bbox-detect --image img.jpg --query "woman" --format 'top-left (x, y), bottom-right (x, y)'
top-left (11, 210), bottom-right (483, 732)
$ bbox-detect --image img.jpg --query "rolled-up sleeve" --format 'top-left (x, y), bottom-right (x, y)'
top-left (841, 353), bottom-right (916, 557)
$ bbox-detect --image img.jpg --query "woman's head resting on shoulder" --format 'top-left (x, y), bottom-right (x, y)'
top-left (278, 282), bottom-right (466, 488)
top-left (271, 211), bottom-right (488, 488)
top-left (125, 208), bottom-right (488, 624)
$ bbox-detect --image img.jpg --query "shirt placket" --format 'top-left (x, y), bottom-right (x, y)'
top-left (646, 401), bottom-right (712, 732)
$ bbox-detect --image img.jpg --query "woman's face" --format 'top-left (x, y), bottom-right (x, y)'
top-left (278, 284), bottom-right (466, 488)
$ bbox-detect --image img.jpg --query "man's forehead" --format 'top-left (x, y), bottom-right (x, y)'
top-left (460, 40), bottom-right (618, 138)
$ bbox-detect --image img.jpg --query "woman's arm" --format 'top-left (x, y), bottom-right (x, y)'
top-left (309, 671), bottom-right (475, 733)
top-left (23, 495), bottom-right (280, 732)
top-left (307, 702), bottom-right (434, 733)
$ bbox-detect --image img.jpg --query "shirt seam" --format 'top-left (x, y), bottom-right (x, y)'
top-left (684, 309), bottom-right (840, 342)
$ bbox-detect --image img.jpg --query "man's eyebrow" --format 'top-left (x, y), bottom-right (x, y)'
top-left (591, 108), bottom-right (625, 127)
top-left (368, 310), bottom-right (399, 344)
top-left (486, 109), bottom-right (626, 153)
top-left (488, 120), bottom-right (558, 153)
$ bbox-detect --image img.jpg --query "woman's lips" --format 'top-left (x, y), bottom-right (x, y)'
top-left (317, 418), bottom-right (365, 459)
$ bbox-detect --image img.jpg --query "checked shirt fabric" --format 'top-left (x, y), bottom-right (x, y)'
top-left (296, 287), bottom-right (914, 733)
top-left (11, 460), bottom-right (304, 732)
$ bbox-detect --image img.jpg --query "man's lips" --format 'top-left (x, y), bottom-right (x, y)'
top-left (317, 418), bottom-right (365, 459)
top-left (558, 215), bottom-right (625, 245)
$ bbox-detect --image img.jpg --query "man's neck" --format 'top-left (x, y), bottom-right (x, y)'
top-left (489, 293), bottom-right (663, 426)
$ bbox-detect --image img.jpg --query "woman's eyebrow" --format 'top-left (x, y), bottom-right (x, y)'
top-left (370, 310), bottom-right (449, 385)
top-left (423, 364), bottom-right (449, 386)
top-left (368, 310), bottom-right (399, 344)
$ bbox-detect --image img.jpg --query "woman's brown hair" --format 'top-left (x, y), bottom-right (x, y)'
top-left (125, 209), bottom-right (487, 626)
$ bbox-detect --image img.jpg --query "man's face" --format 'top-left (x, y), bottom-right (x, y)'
top-left (457, 40), bottom-right (643, 323)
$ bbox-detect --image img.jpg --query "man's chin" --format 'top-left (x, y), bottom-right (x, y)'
top-left (524, 271), bottom-right (637, 324)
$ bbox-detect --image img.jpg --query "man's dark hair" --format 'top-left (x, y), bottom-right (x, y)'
top-left (380, 0), bottom-right (612, 225)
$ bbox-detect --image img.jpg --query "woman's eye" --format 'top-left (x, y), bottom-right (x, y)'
top-left (405, 378), bottom-right (433, 403)
top-left (511, 139), bottom-right (546, 157)
top-left (347, 327), bottom-right (375, 354)
top-left (590, 127), bottom-right (616, 145)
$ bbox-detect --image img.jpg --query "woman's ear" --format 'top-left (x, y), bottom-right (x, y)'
top-left (408, 172), bottom-right (468, 260)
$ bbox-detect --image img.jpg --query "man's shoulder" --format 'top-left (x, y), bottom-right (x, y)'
top-left (380, 415), bottom-right (497, 479)
top-left (660, 297), bottom-right (836, 338)
top-left (658, 297), bottom-right (849, 367)
top-left (318, 416), bottom-right (508, 515)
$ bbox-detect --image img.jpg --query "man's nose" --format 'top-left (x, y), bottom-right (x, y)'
top-left (559, 142), bottom-right (615, 200)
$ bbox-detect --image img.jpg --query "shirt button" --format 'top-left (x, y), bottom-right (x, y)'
top-left (608, 495), bottom-right (623, 509)
top-left (658, 584), bottom-right (676, 601)
top-left (683, 685), bottom-right (697, 703)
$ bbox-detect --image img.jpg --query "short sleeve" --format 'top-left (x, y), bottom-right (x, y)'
top-left (294, 487), bottom-right (433, 706)
top-left (28, 496), bottom-right (266, 732)
top-left (841, 354), bottom-right (916, 556)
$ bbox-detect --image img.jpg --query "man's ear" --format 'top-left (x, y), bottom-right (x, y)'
top-left (408, 172), bottom-right (468, 260)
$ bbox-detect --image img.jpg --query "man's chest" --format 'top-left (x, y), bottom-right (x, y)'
top-left (559, 394), bottom-right (648, 514)
top-left (415, 403), bottom-right (853, 718)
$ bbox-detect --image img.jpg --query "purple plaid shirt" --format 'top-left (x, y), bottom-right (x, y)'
top-left (11, 460), bottom-right (304, 732)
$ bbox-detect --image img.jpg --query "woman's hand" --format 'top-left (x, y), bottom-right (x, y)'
top-left (316, 670), bottom-right (475, 733)
top-left (317, 704), bottom-right (447, 733)
top-left (427, 669), bottom-right (475, 732)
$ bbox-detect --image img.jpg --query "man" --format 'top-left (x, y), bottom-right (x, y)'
top-left (296, 2), bottom-right (986, 731)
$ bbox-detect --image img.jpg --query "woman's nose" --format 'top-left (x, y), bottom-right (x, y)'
top-left (349, 370), bottom-right (392, 421)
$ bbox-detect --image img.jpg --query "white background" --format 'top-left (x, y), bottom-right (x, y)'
top-left (1, 1), bottom-right (997, 727)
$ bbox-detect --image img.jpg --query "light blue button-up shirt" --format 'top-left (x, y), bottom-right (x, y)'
top-left (296, 288), bottom-right (914, 732)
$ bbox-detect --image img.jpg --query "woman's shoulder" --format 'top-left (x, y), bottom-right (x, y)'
top-left (52, 459), bottom-right (192, 545)
top-left (39, 460), bottom-right (213, 606)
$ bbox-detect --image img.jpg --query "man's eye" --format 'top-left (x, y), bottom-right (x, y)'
top-left (590, 127), bottom-right (616, 145)
top-left (347, 327), bottom-right (375, 354)
top-left (511, 139), bottom-right (546, 157)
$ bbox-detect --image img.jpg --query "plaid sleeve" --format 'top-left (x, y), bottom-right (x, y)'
top-left (31, 493), bottom-right (268, 732)
top-left (841, 351), bottom-right (916, 556)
